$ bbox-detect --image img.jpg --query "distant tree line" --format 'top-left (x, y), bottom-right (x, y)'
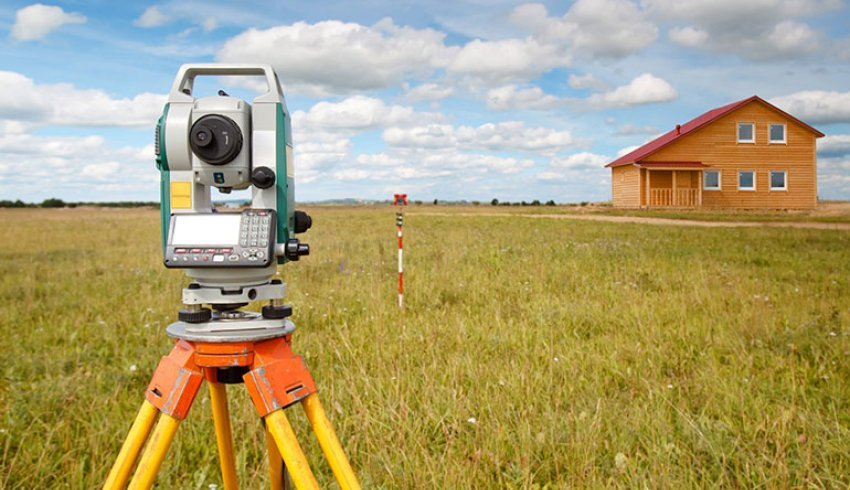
top-left (0, 199), bottom-right (158, 209)
top-left (490, 198), bottom-right (558, 206)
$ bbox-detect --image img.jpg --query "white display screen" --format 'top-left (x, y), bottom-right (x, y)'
top-left (171, 214), bottom-right (242, 246)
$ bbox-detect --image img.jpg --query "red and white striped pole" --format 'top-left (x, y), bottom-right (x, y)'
top-left (394, 193), bottom-right (407, 308)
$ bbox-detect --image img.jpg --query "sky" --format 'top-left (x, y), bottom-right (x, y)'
top-left (0, 0), bottom-right (849, 203)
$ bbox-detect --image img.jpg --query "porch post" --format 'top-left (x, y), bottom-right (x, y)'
top-left (645, 169), bottom-right (651, 209)
top-left (672, 170), bottom-right (678, 207)
top-left (698, 171), bottom-right (703, 207)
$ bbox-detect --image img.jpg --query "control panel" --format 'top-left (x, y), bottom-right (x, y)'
top-left (164, 209), bottom-right (276, 268)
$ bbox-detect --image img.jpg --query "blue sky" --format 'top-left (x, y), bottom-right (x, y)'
top-left (1, 0), bottom-right (849, 203)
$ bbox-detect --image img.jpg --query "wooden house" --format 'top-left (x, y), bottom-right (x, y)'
top-left (605, 96), bottom-right (824, 209)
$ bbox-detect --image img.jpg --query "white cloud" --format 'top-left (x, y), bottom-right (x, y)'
top-left (550, 152), bottom-right (610, 170)
top-left (134, 6), bottom-right (169, 28)
top-left (616, 145), bottom-right (640, 157)
top-left (447, 37), bottom-right (569, 83)
top-left (568, 73), bottom-right (608, 91)
top-left (0, 71), bottom-right (166, 128)
top-left (770, 90), bottom-right (850, 124)
top-left (615, 123), bottom-right (660, 135)
top-left (292, 96), bottom-right (441, 135)
top-left (818, 134), bottom-right (850, 156)
top-left (668, 26), bottom-right (709, 47)
top-left (217, 19), bottom-right (455, 95)
top-left (647, 0), bottom-right (838, 60)
top-left (510, 0), bottom-right (658, 59)
top-left (0, 133), bottom-right (154, 199)
top-left (82, 162), bottom-right (121, 179)
top-left (486, 85), bottom-right (561, 111)
top-left (11, 4), bottom-right (86, 41)
top-left (403, 82), bottom-right (454, 102)
top-left (300, 146), bottom-right (536, 188)
top-left (383, 121), bottom-right (574, 155)
top-left (587, 73), bottom-right (678, 109)
top-left (537, 152), bottom-right (610, 182)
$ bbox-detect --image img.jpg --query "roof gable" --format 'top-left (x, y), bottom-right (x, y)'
top-left (605, 96), bottom-right (825, 168)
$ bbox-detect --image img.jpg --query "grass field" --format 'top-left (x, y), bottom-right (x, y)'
top-left (1, 206), bottom-right (849, 488)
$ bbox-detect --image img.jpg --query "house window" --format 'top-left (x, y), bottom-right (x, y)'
top-left (738, 123), bottom-right (755, 143)
top-left (738, 170), bottom-right (755, 191)
top-left (703, 170), bottom-right (721, 190)
top-left (769, 124), bottom-right (786, 144)
top-left (770, 170), bottom-right (787, 190)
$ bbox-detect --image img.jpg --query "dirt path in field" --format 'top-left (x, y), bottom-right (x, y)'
top-left (414, 212), bottom-right (850, 230)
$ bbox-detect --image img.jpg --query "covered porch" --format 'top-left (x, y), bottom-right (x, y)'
top-left (636, 161), bottom-right (707, 208)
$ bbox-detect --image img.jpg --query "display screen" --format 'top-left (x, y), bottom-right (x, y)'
top-left (171, 214), bottom-right (242, 246)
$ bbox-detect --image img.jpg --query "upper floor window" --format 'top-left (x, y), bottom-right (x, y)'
top-left (769, 124), bottom-right (786, 144)
top-left (738, 123), bottom-right (755, 143)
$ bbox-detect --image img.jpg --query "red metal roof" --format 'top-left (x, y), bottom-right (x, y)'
top-left (635, 161), bottom-right (707, 168)
top-left (605, 96), bottom-right (825, 168)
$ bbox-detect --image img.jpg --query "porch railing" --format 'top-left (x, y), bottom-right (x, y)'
top-left (649, 188), bottom-right (698, 207)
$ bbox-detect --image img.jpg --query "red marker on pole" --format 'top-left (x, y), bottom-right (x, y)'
top-left (393, 193), bottom-right (408, 308)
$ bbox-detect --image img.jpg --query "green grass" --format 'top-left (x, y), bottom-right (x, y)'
top-left (1, 207), bottom-right (849, 488)
top-left (408, 201), bottom-right (850, 224)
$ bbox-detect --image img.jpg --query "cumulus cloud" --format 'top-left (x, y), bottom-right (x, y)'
top-left (586, 73), bottom-right (678, 109)
top-left (402, 82), bottom-right (454, 102)
top-left (486, 85), bottom-right (561, 111)
top-left (217, 18), bottom-right (455, 95)
top-left (292, 96), bottom-right (441, 136)
top-left (647, 0), bottom-right (837, 60)
top-left (134, 6), bottom-right (169, 28)
top-left (345, 150), bottom-right (535, 180)
top-left (447, 37), bottom-right (569, 83)
top-left (10, 3), bottom-right (86, 41)
top-left (770, 90), bottom-right (850, 124)
top-left (668, 26), bottom-right (709, 47)
top-left (216, 3), bottom-right (658, 95)
top-left (509, 0), bottom-right (658, 59)
top-left (0, 71), bottom-right (166, 128)
top-left (615, 123), bottom-right (660, 135)
top-left (818, 134), bottom-right (850, 157)
top-left (0, 133), bottom-right (154, 198)
top-left (383, 121), bottom-right (574, 155)
top-left (568, 73), bottom-right (608, 91)
top-left (537, 152), bottom-right (610, 183)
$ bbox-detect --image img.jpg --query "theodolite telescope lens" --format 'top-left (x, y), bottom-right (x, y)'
top-left (189, 114), bottom-right (243, 166)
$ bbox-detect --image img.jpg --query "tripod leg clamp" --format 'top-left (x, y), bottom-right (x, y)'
top-left (244, 337), bottom-right (317, 417)
top-left (144, 340), bottom-right (204, 420)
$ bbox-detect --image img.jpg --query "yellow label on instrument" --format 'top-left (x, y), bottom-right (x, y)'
top-left (170, 181), bottom-right (192, 209)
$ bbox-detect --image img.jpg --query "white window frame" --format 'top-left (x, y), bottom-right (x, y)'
top-left (703, 170), bottom-right (721, 190)
top-left (769, 123), bottom-right (787, 144)
top-left (738, 170), bottom-right (756, 191)
top-left (737, 122), bottom-right (755, 144)
top-left (769, 170), bottom-right (787, 191)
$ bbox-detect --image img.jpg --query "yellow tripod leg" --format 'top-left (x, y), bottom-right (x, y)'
top-left (104, 401), bottom-right (159, 490)
top-left (127, 413), bottom-right (181, 490)
top-left (209, 382), bottom-right (239, 490)
top-left (301, 394), bottom-right (361, 490)
top-left (265, 410), bottom-right (319, 490)
top-left (265, 421), bottom-right (286, 489)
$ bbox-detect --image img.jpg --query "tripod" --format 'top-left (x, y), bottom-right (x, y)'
top-left (104, 332), bottom-right (361, 489)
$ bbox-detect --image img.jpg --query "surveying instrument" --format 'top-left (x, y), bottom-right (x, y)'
top-left (104, 64), bottom-right (360, 490)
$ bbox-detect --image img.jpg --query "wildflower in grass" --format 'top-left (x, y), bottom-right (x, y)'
top-left (129, 364), bottom-right (137, 372)
top-left (615, 452), bottom-right (628, 472)
top-left (467, 417), bottom-right (477, 424)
